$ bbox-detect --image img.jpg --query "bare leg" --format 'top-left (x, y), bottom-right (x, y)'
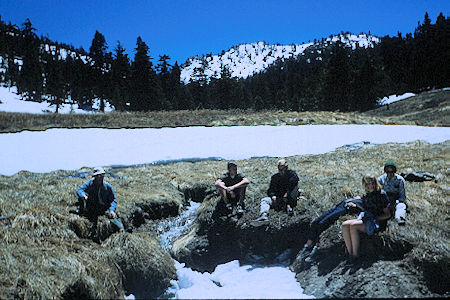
top-left (342, 220), bottom-right (353, 256)
top-left (236, 186), bottom-right (247, 207)
top-left (217, 187), bottom-right (229, 204)
top-left (349, 221), bottom-right (365, 257)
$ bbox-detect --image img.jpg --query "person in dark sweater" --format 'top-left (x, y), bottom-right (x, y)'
top-left (215, 162), bottom-right (250, 214)
top-left (251, 159), bottom-right (299, 226)
top-left (342, 175), bottom-right (390, 260)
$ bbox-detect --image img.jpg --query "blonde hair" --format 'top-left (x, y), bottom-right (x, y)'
top-left (362, 174), bottom-right (382, 192)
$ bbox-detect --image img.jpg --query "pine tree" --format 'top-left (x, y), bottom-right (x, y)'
top-left (322, 41), bottom-right (352, 111)
top-left (157, 54), bottom-right (173, 109)
top-left (18, 18), bottom-right (43, 101)
top-left (129, 37), bottom-right (163, 110)
top-left (110, 41), bottom-right (130, 110)
top-left (45, 46), bottom-right (66, 113)
top-left (89, 30), bottom-right (109, 111)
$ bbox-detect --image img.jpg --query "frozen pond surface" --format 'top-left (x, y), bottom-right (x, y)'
top-left (0, 125), bottom-right (449, 176)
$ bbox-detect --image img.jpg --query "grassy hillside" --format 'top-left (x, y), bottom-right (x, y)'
top-left (364, 88), bottom-right (449, 126)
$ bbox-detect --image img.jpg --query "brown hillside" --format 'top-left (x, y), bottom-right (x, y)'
top-left (363, 88), bottom-right (449, 126)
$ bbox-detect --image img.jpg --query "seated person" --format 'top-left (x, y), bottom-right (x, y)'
top-left (377, 160), bottom-right (407, 224)
top-left (342, 175), bottom-right (390, 261)
top-left (215, 162), bottom-right (249, 214)
top-left (251, 159), bottom-right (299, 226)
top-left (76, 167), bottom-right (125, 239)
top-left (298, 196), bottom-right (364, 262)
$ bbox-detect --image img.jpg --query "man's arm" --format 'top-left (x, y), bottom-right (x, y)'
top-left (228, 177), bottom-right (250, 191)
top-left (77, 181), bottom-right (91, 198)
top-left (288, 170), bottom-right (299, 191)
top-left (215, 178), bottom-right (227, 190)
top-left (107, 185), bottom-right (118, 212)
top-left (398, 177), bottom-right (406, 202)
top-left (267, 175), bottom-right (277, 198)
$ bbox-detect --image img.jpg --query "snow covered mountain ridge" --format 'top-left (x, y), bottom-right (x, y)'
top-left (180, 33), bottom-right (380, 83)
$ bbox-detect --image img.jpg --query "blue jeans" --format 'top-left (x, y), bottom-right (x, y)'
top-left (307, 200), bottom-right (347, 244)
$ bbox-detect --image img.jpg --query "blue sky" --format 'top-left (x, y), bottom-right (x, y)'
top-left (0, 0), bottom-right (448, 64)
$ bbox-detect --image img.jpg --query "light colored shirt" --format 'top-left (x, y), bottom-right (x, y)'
top-left (377, 173), bottom-right (406, 203)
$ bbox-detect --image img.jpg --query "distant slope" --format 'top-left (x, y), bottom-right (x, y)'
top-left (363, 89), bottom-right (450, 126)
top-left (180, 33), bottom-right (380, 83)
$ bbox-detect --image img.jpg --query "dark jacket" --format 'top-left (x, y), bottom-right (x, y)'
top-left (361, 189), bottom-right (390, 230)
top-left (267, 169), bottom-right (299, 200)
top-left (77, 180), bottom-right (117, 212)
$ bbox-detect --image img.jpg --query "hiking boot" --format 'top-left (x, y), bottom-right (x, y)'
top-left (236, 204), bottom-right (245, 215)
top-left (287, 205), bottom-right (293, 216)
top-left (304, 246), bottom-right (319, 263)
top-left (250, 213), bottom-right (269, 227)
top-left (296, 245), bottom-right (312, 261)
top-left (396, 217), bottom-right (406, 225)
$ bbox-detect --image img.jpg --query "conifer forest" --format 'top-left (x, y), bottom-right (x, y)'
top-left (0, 12), bottom-right (448, 112)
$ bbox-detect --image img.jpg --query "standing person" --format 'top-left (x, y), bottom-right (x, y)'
top-left (251, 159), bottom-right (299, 226)
top-left (215, 162), bottom-right (250, 215)
top-left (298, 197), bottom-right (364, 263)
top-left (77, 167), bottom-right (125, 240)
top-left (341, 175), bottom-right (390, 261)
top-left (377, 160), bottom-right (406, 225)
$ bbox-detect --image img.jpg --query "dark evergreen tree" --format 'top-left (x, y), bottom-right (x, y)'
top-left (110, 41), bottom-right (130, 110)
top-left (157, 54), bottom-right (173, 109)
top-left (129, 36), bottom-right (163, 110)
top-left (322, 41), bottom-right (352, 111)
top-left (89, 30), bottom-right (109, 111)
top-left (44, 46), bottom-right (66, 112)
top-left (18, 18), bottom-right (43, 101)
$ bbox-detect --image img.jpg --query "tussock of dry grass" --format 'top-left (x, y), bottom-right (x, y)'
top-left (96, 233), bottom-right (176, 298)
top-left (0, 168), bottom-right (184, 298)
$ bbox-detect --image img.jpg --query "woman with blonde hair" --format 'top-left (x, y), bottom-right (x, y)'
top-left (342, 175), bottom-right (390, 261)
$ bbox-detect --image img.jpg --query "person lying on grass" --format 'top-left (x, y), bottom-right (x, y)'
top-left (342, 175), bottom-right (391, 262)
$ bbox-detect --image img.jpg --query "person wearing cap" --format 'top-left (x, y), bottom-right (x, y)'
top-left (377, 160), bottom-right (406, 225)
top-left (215, 162), bottom-right (250, 215)
top-left (76, 167), bottom-right (125, 238)
top-left (251, 159), bottom-right (299, 226)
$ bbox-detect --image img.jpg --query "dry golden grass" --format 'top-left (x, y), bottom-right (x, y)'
top-left (0, 139), bottom-right (448, 298)
top-left (0, 109), bottom-right (409, 133)
top-left (0, 169), bottom-right (182, 298)
top-left (1, 88), bottom-right (448, 134)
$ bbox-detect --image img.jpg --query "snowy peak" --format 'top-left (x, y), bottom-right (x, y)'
top-left (180, 33), bottom-right (380, 83)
